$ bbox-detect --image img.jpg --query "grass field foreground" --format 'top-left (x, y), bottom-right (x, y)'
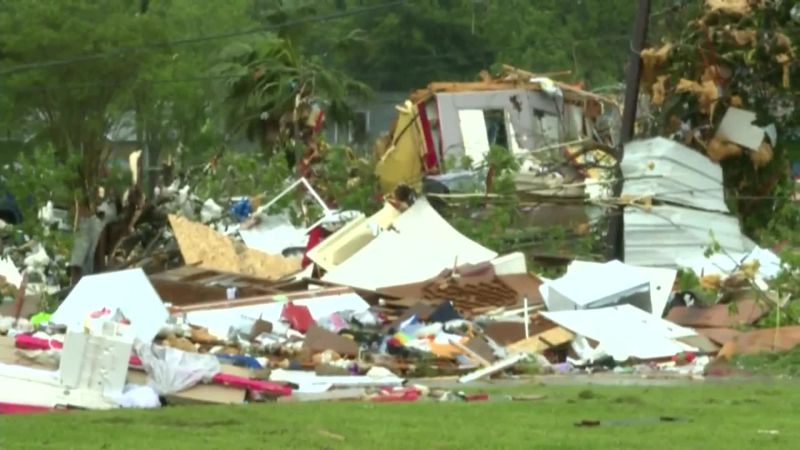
top-left (1, 382), bottom-right (797, 449)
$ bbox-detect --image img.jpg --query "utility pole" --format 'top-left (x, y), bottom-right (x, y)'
top-left (611, 0), bottom-right (651, 262)
top-left (619, 0), bottom-right (652, 149)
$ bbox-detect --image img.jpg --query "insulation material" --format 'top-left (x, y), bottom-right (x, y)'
top-left (322, 197), bottom-right (497, 291)
top-left (168, 214), bottom-right (301, 280)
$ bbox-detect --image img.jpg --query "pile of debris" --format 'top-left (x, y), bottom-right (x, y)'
top-left (0, 35), bottom-right (797, 411)
top-left (0, 168), bottom-right (794, 412)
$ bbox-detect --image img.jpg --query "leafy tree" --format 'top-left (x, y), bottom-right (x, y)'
top-left (211, 35), bottom-right (371, 162)
top-left (128, 0), bottom-right (257, 182)
top-left (0, 0), bottom-right (259, 207)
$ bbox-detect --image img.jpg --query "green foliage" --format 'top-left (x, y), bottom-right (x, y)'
top-left (296, 0), bottom-right (672, 90)
top-left (212, 35), bottom-right (371, 157)
top-left (0, 146), bottom-right (79, 262)
top-left (1, 146), bottom-right (79, 225)
top-left (0, 0), bottom-right (167, 196)
top-left (734, 347), bottom-right (800, 377)
top-left (192, 151), bottom-right (292, 206)
top-left (313, 145), bottom-right (382, 214)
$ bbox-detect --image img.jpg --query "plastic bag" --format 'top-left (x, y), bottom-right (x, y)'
top-left (134, 342), bottom-right (220, 395)
top-left (114, 384), bottom-right (161, 409)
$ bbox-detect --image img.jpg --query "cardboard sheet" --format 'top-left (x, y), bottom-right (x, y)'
top-left (715, 107), bottom-right (772, 151)
top-left (51, 269), bottom-right (168, 343)
top-left (540, 305), bottom-right (700, 361)
top-left (169, 214), bottom-right (301, 280)
top-left (126, 370), bottom-right (246, 405)
top-left (322, 197), bottom-right (497, 290)
top-left (666, 299), bottom-right (767, 328)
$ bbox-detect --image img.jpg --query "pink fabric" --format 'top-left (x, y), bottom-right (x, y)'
top-left (370, 387), bottom-right (421, 403)
top-left (14, 334), bottom-right (63, 351)
top-left (212, 373), bottom-right (292, 397)
top-left (0, 402), bottom-right (57, 415)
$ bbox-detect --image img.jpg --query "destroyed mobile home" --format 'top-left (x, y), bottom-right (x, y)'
top-left (1, 0), bottom-right (799, 410)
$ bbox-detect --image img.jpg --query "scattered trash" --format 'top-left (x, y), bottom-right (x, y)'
top-left (507, 394), bottom-right (547, 401)
top-left (575, 417), bottom-right (688, 428)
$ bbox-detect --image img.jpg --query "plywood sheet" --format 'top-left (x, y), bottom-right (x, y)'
top-left (507, 327), bottom-right (575, 353)
top-left (169, 214), bottom-right (301, 280)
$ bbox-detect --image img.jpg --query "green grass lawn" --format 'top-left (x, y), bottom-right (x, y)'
top-left (1, 382), bottom-right (797, 450)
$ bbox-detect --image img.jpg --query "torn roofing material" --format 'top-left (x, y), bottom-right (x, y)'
top-left (378, 258), bottom-right (542, 314)
top-left (540, 304), bottom-right (701, 361)
top-left (322, 197), bottom-right (497, 291)
top-left (622, 137), bottom-right (728, 212)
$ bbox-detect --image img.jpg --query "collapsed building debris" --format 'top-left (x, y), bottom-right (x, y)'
top-left (0, 2), bottom-right (798, 413)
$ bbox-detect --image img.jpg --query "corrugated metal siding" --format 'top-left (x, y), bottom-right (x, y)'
top-left (622, 138), bottom-right (755, 268)
top-left (622, 137), bottom-right (728, 212)
top-left (624, 206), bottom-right (755, 268)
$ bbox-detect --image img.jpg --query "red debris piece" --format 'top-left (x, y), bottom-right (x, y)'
top-left (370, 387), bottom-right (421, 403)
top-left (280, 302), bottom-right (314, 333)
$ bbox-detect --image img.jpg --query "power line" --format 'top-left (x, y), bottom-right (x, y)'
top-left (3, 32), bottom-right (636, 94)
top-left (0, 0), bottom-right (410, 76)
